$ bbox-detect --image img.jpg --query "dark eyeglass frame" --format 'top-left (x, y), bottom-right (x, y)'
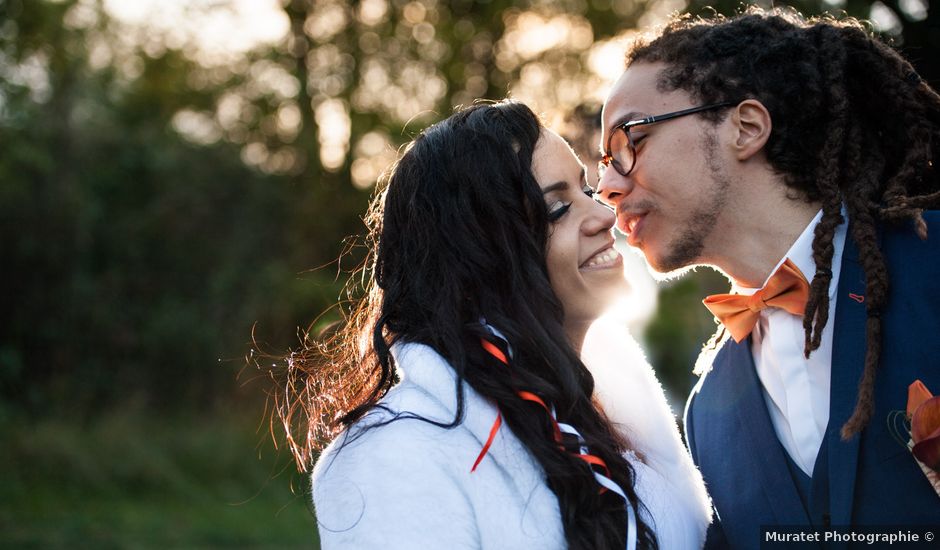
top-left (598, 101), bottom-right (738, 179)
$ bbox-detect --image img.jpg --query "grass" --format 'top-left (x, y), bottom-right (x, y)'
top-left (0, 401), bottom-right (319, 548)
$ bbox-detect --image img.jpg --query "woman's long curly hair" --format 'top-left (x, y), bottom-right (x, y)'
top-left (629, 6), bottom-right (940, 439)
top-left (272, 101), bottom-right (657, 550)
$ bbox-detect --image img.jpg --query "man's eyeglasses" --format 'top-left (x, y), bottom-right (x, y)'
top-left (598, 102), bottom-right (737, 180)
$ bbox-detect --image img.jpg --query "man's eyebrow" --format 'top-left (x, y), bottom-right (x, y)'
top-left (611, 111), bottom-right (650, 128)
top-left (541, 181), bottom-right (568, 195)
top-left (600, 111), bottom-right (650, 154)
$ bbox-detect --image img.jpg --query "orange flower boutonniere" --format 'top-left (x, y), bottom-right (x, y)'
top-left (902, 380), bottom-right (940, 497)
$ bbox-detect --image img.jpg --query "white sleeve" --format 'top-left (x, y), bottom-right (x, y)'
top-left (312, 420), bottom-right (481, 549)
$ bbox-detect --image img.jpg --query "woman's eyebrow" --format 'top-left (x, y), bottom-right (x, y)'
top-left (541, 181), bottom-right (568, 195)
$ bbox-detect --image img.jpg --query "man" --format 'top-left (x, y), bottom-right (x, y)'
top-left (597, 7), bottom-right (940, 549)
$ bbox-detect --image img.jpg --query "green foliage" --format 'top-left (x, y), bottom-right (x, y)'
top-left (1, 0), bottom-right (364, 414)
top-left (0, 405), bottom-right (318, 547)
top-left (642, 270), bottom-right (729, 398)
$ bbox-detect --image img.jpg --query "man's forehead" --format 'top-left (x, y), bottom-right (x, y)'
top-left (603, 63), bottom-right (667, 122)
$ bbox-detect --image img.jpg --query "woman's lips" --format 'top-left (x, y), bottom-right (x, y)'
top-left (580, 245), bottom-right (623, 270)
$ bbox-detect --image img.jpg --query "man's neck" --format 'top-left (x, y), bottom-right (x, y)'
top-left (707, 196), bottom-right (821, 288)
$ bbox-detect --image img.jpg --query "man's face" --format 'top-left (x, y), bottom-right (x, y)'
top-left (598, 62), bottom-right (732, 275)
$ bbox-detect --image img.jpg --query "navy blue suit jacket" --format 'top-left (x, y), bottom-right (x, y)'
top-left (685, 212), bottom-right (940, 549)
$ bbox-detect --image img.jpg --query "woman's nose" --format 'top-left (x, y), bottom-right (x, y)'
top-left (585, 197), bottom-right (617, 234)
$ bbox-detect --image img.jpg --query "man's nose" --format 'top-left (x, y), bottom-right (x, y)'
top-left (580, 191), bottom-right (618, 235)
top-left (596, 166), bottom-right (633, 208)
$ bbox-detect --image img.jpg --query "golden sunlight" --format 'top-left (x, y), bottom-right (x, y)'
top-left (315, 99), bottom-right (351, 172)
top-left (103, 0), bottom-right (289, 66)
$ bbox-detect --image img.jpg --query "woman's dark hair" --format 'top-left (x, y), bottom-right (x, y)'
top-left (629, 6), bottom-right (940, 439)
top-left (271, 101), bottom-right (657, 550)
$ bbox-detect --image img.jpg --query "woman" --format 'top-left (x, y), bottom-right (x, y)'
top-left (274, 101), bottom-right (710, 549)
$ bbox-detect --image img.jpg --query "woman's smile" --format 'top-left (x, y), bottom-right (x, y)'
top-left (580, 244), bottom-right (623, 270)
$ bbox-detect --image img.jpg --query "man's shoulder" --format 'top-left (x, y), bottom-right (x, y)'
top-left (920, 209), bottom-right (940, 246)
top-left (688, 333), bottom-right (738, 410)
top-left (877, 210), bottom-right (940, 276)
top-left (881, 209), bottom-right (940, 244)
top-left (692, 325), bottom-right (731, 377)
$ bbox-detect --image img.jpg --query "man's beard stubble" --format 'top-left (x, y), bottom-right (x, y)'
top-left (656, 131), bottom-right (730, 274)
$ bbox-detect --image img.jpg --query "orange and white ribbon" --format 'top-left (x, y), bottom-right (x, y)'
top-left (473, 322), bottom-right (637, 550)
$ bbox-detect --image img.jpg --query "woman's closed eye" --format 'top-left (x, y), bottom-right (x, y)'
top-left (547, 201), bottom-right (571, 222)
top-left (547, 187), bottom-right (598, 222)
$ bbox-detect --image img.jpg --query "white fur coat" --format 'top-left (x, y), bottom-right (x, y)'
top-left (312, 327), bottom-right (711, 549)
top-left (582, 319), bottom-right (713, 548)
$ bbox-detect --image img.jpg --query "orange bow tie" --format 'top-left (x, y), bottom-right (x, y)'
top-left (703, 259), bottom-right (810, 343)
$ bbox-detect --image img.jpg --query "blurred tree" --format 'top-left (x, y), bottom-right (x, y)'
top-left (1, 0), bottom-right (936, 416)
top-left (0, 0), bottom-right (361, 413)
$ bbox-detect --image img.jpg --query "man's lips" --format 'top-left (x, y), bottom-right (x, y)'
top-left (617, 210), bottom-right (648, 237)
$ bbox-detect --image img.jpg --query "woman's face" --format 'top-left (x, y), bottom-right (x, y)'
top-left (531, 130), bottom-right (629, 328)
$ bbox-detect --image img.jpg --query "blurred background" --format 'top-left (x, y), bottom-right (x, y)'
top-left (2, 0), bottom-right (936, 546)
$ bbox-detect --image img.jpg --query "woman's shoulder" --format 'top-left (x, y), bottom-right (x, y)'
top-left (311, 343), bottom-right (486, 499)
top-left (313, 385), bottom-right (468, 479)
top-left (310, 386), bottom-right (483, 542)
top-left (314, 342), bottom-right (487, 474)
top-left (317, 399), bottom-right (461, 462)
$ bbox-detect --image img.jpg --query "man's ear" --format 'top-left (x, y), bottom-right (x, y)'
top-left (730, 99), bottom-right (772, 161)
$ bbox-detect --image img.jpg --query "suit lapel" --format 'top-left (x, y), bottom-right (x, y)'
top-left (718, 338), bottom-right (811, 525)
top-left (827, 233), bottom-right (866, 526)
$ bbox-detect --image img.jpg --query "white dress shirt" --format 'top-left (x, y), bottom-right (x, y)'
top-left (730, 208), bottom-right (848, 476)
